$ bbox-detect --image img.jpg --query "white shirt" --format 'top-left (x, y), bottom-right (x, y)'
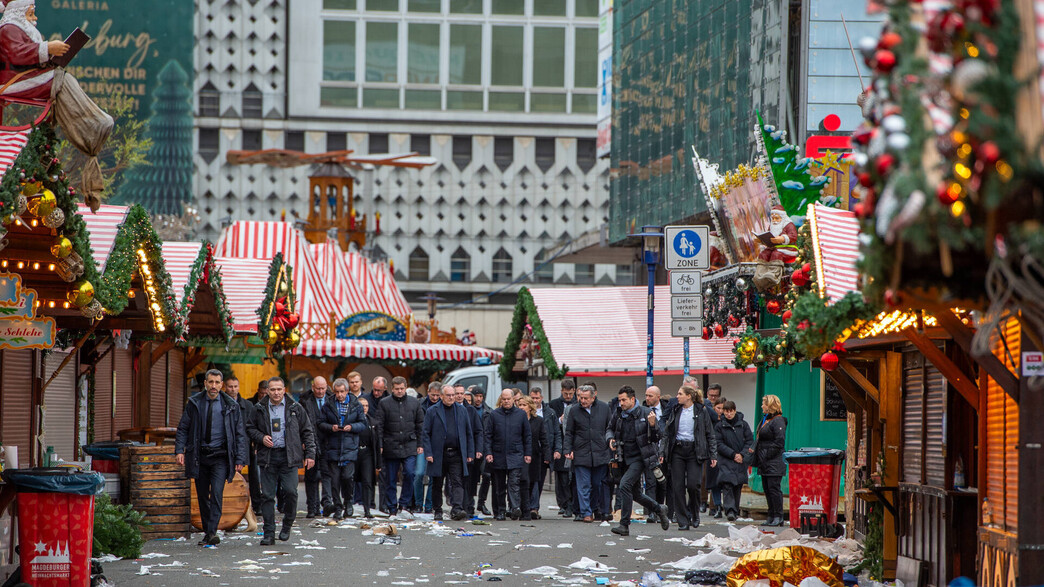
top-left (647, 402), bottom-right (662, 420)
top-left (676, 405), bottom-right (695, 441)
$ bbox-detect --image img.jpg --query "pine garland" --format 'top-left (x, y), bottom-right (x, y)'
top-left (499, 287), bottom-right (565, 381)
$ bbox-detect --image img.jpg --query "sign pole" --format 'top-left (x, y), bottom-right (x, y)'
top-left (646, 259), bottom-right (655, 388)
top-left (683, 336), bottom-right (690, 378)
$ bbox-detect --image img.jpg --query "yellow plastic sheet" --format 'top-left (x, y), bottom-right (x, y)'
top-left (726, 545), bottom-right (845, 587)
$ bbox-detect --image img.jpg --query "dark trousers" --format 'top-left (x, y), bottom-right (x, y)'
top-left (529, 463), bottom-right (548, 511)
top-left (617, 457), bottom-right (660, 526)
top-left (322, 459), bottom-right (342, 511)
top-left (195, 451), bottom-right (229, 536)
top-left (763, 475), bottom-right (784, 519)
top-left (670, 442), bottom-right (702, 524)
top-left (247, 447), bottom-right (261, 513)
top-left (383, 455), bottom-right (416, 512)
top-left (643, 465), bottom-right (666, 507)
top-left (721, 482), bottom-right (743, 517)
top-left (432, 448), bottom-right (466, 513)
top-left (554, 468), bottom-right (573, 513)
top-left (477, 468), bottom-right (492, 505)
top-left (491, 468), bottom-right (522, 515)
top-left (259, 449), bottom-right (299, 537)
top-left (304, 453), bottom-right (325, 514)
top-left (356, 447), bottom-right (375, 514)
top-left (328, 460), bottom-right (356, 511)
top-left (465, 458), bottom-right (483, 512)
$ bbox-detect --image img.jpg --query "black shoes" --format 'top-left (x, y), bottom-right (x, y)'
top-left (494, 513), bottom-right (506, 521)
top-left (699, 503), bottom-right (707, 513)
top-left (763, 516), bottom-right (785, 527)
top-left (197, 533), bottom-right (213, 546)
top-left (656, 508), bottom-right (671, 531)
top-left (260, 535), bottom-right (275, 546)
top-left (478, 504), bottom-right (492, 516)
top-left (611, 524), bottom-right (629, 536)
top-left (691, 515), bottom-right (701, 529)
top-left (331, 510), bottom-right (343, 520)
top-left (727, 513), bottom-right (737, 522)
top-left (450, 508), bottom-right (468, 521)
top-left (278, 527), bottom-right (291, 541)
top-left (713, 507), bottom-right (724, 519)
top-left (508, 508), bottom-right (521, 520)
top-left (677, 521), bottom-right (690, 531)
top-left (560, 509), bottom-right (573, 518)
top-left (433, 510), bottom-right (444, 521)
top-left (342, 507), bottom-right (354, 518)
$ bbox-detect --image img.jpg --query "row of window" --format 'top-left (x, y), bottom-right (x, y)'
top-left (324, 0), bottom-right (601, 17)
top-left (407, 246), bottom-right (633, 284)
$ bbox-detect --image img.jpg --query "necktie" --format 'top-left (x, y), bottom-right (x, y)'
top-left (205, 398), bottom-right (214, 444)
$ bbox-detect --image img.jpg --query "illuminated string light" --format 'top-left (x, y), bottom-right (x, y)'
top-left (951, 201), bottom-right (966, 217)
top-left (954, 163), bottom-right (972, 179)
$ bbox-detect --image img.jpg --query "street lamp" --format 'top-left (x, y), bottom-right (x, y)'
top-left (421, 292), bottom-right (445, 321)
top-left (636, 225), bottom-right (663, 388)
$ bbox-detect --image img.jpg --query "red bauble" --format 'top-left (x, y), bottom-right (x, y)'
top-left (853, 203), bottom-right (867, 218)
top-left (858, 172), bottom-right (874, 187)
top-left (713, 323), bottom-right (726, 338)
top-left (791, 268), bottom-right (808, 287)
top-left (766, 299), bottom-right (782, 315)
top-left (802, 262), bottom-right (812, 275)
top-left (878, 32), bottom-right (902, 50)
top-left (875, 153), bottom-right (896, 177)
top-left (884, 289), bottom-right (903, 307)
top-left (937, 182), bottom-right (958, 205)
top-left (852, 127), bottom-right (875, 146)
top-left (977, 141), bottom-right (1001, 165)
top-left (820, 351), bottom-right (840, 372)
top-left (728, 315), bottom-right (741, 328)
top-left (797, 320), bottom-right (811, 331)
top-left (702, 327), bottom-right (713, 341)
top-left (285, 312), bottom-right (300, 330)
top-left (781, 310), bottom-right (792, 324)
top-left (874, 50), bottom-right (897, 72)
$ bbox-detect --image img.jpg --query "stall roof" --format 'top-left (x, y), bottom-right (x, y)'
top-left (310, 240), bottom-right (376, 318)
top-left (0, 129), bottom-right (29, 176)
top-left (76, 203), bottom-right (129, 272)
top-left (345, 250), bottom-right (412, 318)
top-left (163, 241), bottom-right (204, 297)
top-left (294, 338), bottom-right (502, 362)
top-left (808, 203), bottom-right (861, 302)
top-left (214, 256), bottom-right (273, 334)
top-left (523, 286), bottom-right (748, 375)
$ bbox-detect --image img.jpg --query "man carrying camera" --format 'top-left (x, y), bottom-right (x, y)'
top-left (605, 386), bottom-right (670, 536)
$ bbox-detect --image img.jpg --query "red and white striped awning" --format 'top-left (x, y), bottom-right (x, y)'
top-left (528, 286), bottom-right (748, 375)
top-left (310, 241), bottom-right (374, 317)
top-left (214, 256), bottom-right (273, 334)
top-left (370, 260), bottom-right (413, 318)
top-left (293, 338), bottom-right (503, 362)
top-left (76, 203), bottom-right (129, 272)
top-left (345, 250), bottom-right (397, 316)
top-left (808, 203), bottom-right (862, 303)
top-left (0, 129), bottom-right (29, 178)
top-left (162, 241), bottom-right (204, 300)
top-left (215, 221), bottom-right (342, 326)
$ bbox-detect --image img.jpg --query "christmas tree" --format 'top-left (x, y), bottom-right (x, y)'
top-left (755, 111), bottom-right (831, 219)
top-left (114, 61), bottom-right (194, 215)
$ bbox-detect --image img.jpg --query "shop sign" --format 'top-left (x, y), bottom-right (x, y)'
top-left (0, 272), bottom-right (56, 350)
top-left (1023, 352), bottom-right (1044, 376)
top-left (336, 312), bottom-right (407, 341)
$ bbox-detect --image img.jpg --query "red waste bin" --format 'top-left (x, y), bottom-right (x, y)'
top-left (783, 448), bottom-right (845, 530)
top-left (2, 468), bottom-right (104, 587)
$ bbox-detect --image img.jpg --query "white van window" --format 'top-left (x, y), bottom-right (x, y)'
top-left (453, 375), bottom-right (489, 397)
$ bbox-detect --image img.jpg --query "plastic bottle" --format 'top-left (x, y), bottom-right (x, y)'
top-left (640, 571), bottom-right (662, 587)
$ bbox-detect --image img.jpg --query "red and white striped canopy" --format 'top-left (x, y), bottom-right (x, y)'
top-left (214, 256), bottom-right (274, 334)
top-left (528, 286), bottom-right (747, 375)
top-left (293, 338), bottom-right (502, 362)
top-left (310, 241), bottom-right (374, 317)
top-left (0, 129), bottom-right (29, 178)
top-left (162, 241), bottom-right (204, 300)
top-left (808, 203), bottom-right (862, 303)
top-left (215, 221), bottom-right (342, 326)
top-left (344, 251), bottom-right (397, 316)
top-left (76, 203), bottom-right (129, 272)
top-left (370, 260), bottom-right (413, 318)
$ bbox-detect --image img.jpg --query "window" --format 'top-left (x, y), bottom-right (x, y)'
top-left (449, 25), bottom-right (482, 85)
top-left (408, 23), bottom-right (440, 84)
top-left (368, 0), bottom-right (399, 10)
top-left (323, 20), bottom-right (356, 81)
top-left (452, 135), bottom-right (472, 169)
top-left (363, 88), bottom-right (399, 108)
top-left (577, 138), bottom-right (596, 172)
top-left (411, 134), bottom-right (431, 155)
top-left (242, 129), bottom-right (262, 151)
top-left (489, 92), bottom-right (524, 112)
top-left (451, 247), bottom-right (471, 282)
top-left (491, 26), bottom-right (523, 86)
top-left (536, 137), bottom-right (556, 172)
top-left (242, 83), bottom-right (263, 118)
top-left (575, 0), bottom-right (598, 16)
top-left (447, 90), bottom-right (482, 110)
top-left (199, 82), bottom-right (219, 117)
top-left (406, 89), bottom-right (440, 109)
top-left (327, 132), bottom-right (347, 151)
top-left (365, 133), bottom-right (387, 154)
top-left (494, 137), bottom-right (513, 171)
top-left (409, 247), bottom-right (429, 281)
top-left (491, 0), bottom-right (523, 14)
top-left (533, 27), bottom-right (565, 87)
top-left (199, 128), bottom-right (219, 163)
top-left (575, 28), bottom-right (598, 88)
top-left (534, 249), bottom-right (554, 283)
top-left (366, 22), bottom-right (398, 82)
top-left (450, 0), bottom-right (482, 13)
top-left (408, 0), bottom-right (440, 11)
top-left (575, 263), bottom-right (595, 284)
top-left (285, 131), bottom-right (305, 152)
top-left (324, 0), bottom-right (356, 8)
top-left (531, 93), bottom-right (566, 112)
top-left (616, 264), bottom-right (635, 285)
top-left (492, 249), bottom-right (513, 283)
top-left (321, 87), bottom-right (358, 107)
top-left (533, 0), bottom-right (566, 15)
top-left (573, 93), bottom-right (596, 113)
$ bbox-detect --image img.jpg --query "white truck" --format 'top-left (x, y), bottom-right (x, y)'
top-left (442, 364), bottom-right (526, 410)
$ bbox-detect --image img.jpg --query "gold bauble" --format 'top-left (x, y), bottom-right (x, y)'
top-left (43, 208), bottom-right (65, 229)
top-left (278, 280), bottom-right (289, 296)
top-left (30, 190), bottom-right (57, 218)
top-left (288, 330), bottom-right (301, 347)
top-left (265, 328), bottom-right (279, 345)
top-left (51, 236), bottom-right (73, 258)
top-left (68, 280), bottom-right (95, 307)
top-left (21, 182), bottom-right (42, 197)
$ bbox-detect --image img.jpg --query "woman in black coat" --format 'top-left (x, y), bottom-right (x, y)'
top-left (518, 397), bottom-right (553, 520)
top-left (356, 397), bottom-right (383, 518)
top-left (753, 394), bottom-right (787, 527)
top-left (714, 400), bottom-right (753, 521)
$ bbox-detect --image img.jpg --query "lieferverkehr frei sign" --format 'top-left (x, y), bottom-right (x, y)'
top-left (0, 273), bottom-right (56, 350)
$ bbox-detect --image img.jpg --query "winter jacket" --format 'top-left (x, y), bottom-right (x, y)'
top-left (563, 400), bottom-right (613, 468)
top-left (484, 405), bottom-right (532, 470)
top-left (245, 397), bottom-right (317, 469)
top-left (358, 413), bottom-right (383, 469)
top-left (548, 396), bottom-right (575, 420)
top-left (715, 412), bottom-right (754, 487)
top-left (317, 395), bottom-right (368, 463)
top-left (607, 405), bottom-right (661, 468)
top-left (300, 392), bottom-right (333, 458)
top-left (422, 402), bottom-right (475, 478)
top-left (663, 402), bottom-right (718, 463)
top-left (466, 403), bottom-right (484, 458)
top-left (175, 392), bottom-right (250, 482)
top-left (753, 413), bottom-right (788, 477)
top-left (375, 394), bottom-right (425, 459)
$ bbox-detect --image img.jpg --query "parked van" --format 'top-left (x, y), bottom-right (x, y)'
top-left (442, 363), bottom-right (527, 410)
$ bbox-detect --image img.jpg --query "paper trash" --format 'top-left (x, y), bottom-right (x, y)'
top-left (521, 566), bottom-right (561, 575)
top-left (568, 557), bottom-right (614, 571)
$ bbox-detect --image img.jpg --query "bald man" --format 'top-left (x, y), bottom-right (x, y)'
top-left (301, 376), bottom-right (333, 517)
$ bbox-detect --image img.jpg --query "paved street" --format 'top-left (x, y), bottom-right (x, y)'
top-left (98, 488), bottom-right (760, 586)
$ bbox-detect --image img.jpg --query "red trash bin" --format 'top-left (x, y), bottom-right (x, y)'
top-left (783, 448), bottom-right (845, 531)
top-left (2, 468), bottom-right (104, 587)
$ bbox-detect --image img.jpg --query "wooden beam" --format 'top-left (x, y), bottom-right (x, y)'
top-left (151, 340), bottom-right (175, 366)
top-left (183, 348), bottom-right (206, 374)
top-left (880, 352), bottom-right (903, 485)
top-left (846, 350), bottom-right (888, 361)
top-left (840, 359), bottom-right (880, 404)
top-left (43, 321), bottom-right (98, 392)
top-left (826, 370), bottom-right (866, 412)
top-left (935, 309), bottom-right (1019, 400)
top-left (902, 328), bottom-right (980, 408)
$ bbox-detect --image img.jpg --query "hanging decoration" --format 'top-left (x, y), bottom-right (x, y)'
top-left (755, 111), bottom-right (832, 220)
top-left (175, 242), bottom-right (236, 343)
top-left (702, 269), bottom-right (763, 339)
top-left (256, 253), bottom-right (302, 356)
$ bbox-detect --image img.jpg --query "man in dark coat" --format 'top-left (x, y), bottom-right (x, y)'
top-left (471, 389), bottom-right (494, 516)
top-left (549, 380), bottom-right (577, 517)
top-left (375, 377), bottom-right (425, 514)
top-left (246, 377), bottom-right (317, 544)
top-left (714, 400), bottom-right (753, 521)
top-left (455, 386), bottom-right (485, 516)
top-left (563, 384), bottom-right (612, 522)
top-left (484, 389), bottom-right (532, 521)
top-left (222, 375), bottom-right (260, 517)
top-left (361, 376), bottom-right (388, 410)
top-left (299, 376), bottom-right (333, 518)
top-left (606, 386), bottom-right (670, 536)
top-left (423, 384), bottom-right (475, 521)
top-left (548, 379), bottom-right (576, 418)
top-left (414, 380), bottom-right (441, 513)
top-left (176, 369), bottom-right (249, 546)
top-left (316, 377), bottom-right (367, 520)
top-left (663, 385), bottom-right (718, 530)
top-left (701, 383), bottom-right (722, 514)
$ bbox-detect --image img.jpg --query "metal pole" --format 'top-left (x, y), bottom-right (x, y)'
top-left (646, 259), bottom-right (655, 388)
top-left (683, 336), bottom-right (690, 378)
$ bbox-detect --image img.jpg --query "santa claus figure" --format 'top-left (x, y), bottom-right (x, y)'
top-left (709, 231), bottom-right (728, 269)
top-left (0, 0), bottom-right (113, 209)
top-left (758, 205), bottom-right (799, 264)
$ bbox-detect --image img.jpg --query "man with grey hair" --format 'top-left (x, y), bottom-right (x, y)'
top-left (301, 376), bottom-right (332, 517)
top-left (176, 368), bottom-right (249, 546)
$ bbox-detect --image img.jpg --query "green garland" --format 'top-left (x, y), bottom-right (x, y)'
top-left (174, 242), bottom-right (235, 343)
top-left (499, 287), bottom-right (564, 381)
top-left (790, 291), bottom-right (879, 358)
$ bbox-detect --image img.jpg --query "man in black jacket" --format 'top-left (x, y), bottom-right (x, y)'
top-left (549, 380), bottom-right (577, 517)
top-left (299, 376), bottom-right (332, 518)
top-left (375, 377), bottom-right (425, 515)
top-left (246, 377), bottom-right (317, 545)
top-left (470, 388), bottom-right (494, 516)
top-left (176, 369), bottom-right (249, 547)
top-left (455, 386), bottom-right (484, 516)
top-left (606, 386), bottom-right (670, 536)
top-left (563, 384), bottom-right (612, 522)
top-left (484, 389), bottom-right (532, 521)
top-left (663, 385), bottom-right (718, 530)
top-left (423, 384), bottom-right (476, 521)
top-left (316, 377), bottom-right (367, 520)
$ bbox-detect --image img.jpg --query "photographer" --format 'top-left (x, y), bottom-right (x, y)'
top-left (605, 386), bottom-right (670, 536)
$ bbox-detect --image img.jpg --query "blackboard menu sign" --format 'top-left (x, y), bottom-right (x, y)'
top-left (821, 372), bottom-right (847, 421)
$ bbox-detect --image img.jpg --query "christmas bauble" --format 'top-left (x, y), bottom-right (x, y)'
top-left (701, 327), bottom-right (713, 341)
top-left (858, 172), bottom-right (873, 187)
top-left (278, 281), bottom-right (290, 296)
top-left (30, 190), bottom-right (57, 218)
top-left (791, 268), bottom-right (808, 287)
top-left (285, 312), bottom-right (300, 330)
top-left (51, 236), bottom-right (73, 258)
top-left (713, 323), bottom-right (725, 338)
top-left (875, 153), bottom-right (896, 176)
top-left (704, 286), bottom-right (714, 297)
top-left (288, 331), bottom-right (302, 347)
top-left (20, 181), bottom-right (41, 197)
top-left (884, 289), bottom-right (902, 307)
top-left (735, 277), bottom-right (747, 290)
top-left (977, 141), bottom-right (1000, 165)
top-left (873, 50), bottom-right (897, 73)
top-left (766, 299), bottom-right (782, 315)
top-left (937, 182), bottom-right (959, 205)
top-left (274, 299), bottom-right (287, 315)
top-left (757, 354), bottom-right (765, 361)
top-left (858, 36), bottom-right (878, 59)
top-left (886, 132), bottom-right (911, 152)
top-left (881, 115), bottom-right (906, 134)
top-left (820, 351), bottom-right (840, 371)
top-left (43, 208), bottom-right (65, 229)
top-left (782, 310), bottom-right (792, 323)
top-left (878, 31), bottom-right (902, 50)
top-left (15, 194), bottom-right (27, 214)
top-left (728, 315), bottom-right (741, 328)
top-left (265, 328), bottom-right (279, 345)
top-left (68, 280), bottom-right (95, 308)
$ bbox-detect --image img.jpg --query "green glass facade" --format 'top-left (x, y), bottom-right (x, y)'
top-left (610, 0), bottom-right (787, 242)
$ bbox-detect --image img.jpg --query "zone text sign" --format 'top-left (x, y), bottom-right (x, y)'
top-left (664, 225), bottom-right (710, 270)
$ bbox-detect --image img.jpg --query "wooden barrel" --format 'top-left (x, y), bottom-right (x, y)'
top-left (120, 444), bottom-right (192, 540)
top-left (191, 472), bottom-right (249, 531)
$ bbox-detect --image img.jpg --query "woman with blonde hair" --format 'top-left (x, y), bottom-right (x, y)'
top-left (752, 394), bottom-right (787, 527)
top-left (663, 385), bottom-right (717, 530)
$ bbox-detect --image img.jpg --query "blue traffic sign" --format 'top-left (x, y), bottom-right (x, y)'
top-left (664, 225), bottom-right (710, 270)
top-left (672, 230), bottom-right (702, 259)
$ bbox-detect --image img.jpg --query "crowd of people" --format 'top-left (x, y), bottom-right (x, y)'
top-left (174, 369), bottom-right (789, 547)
